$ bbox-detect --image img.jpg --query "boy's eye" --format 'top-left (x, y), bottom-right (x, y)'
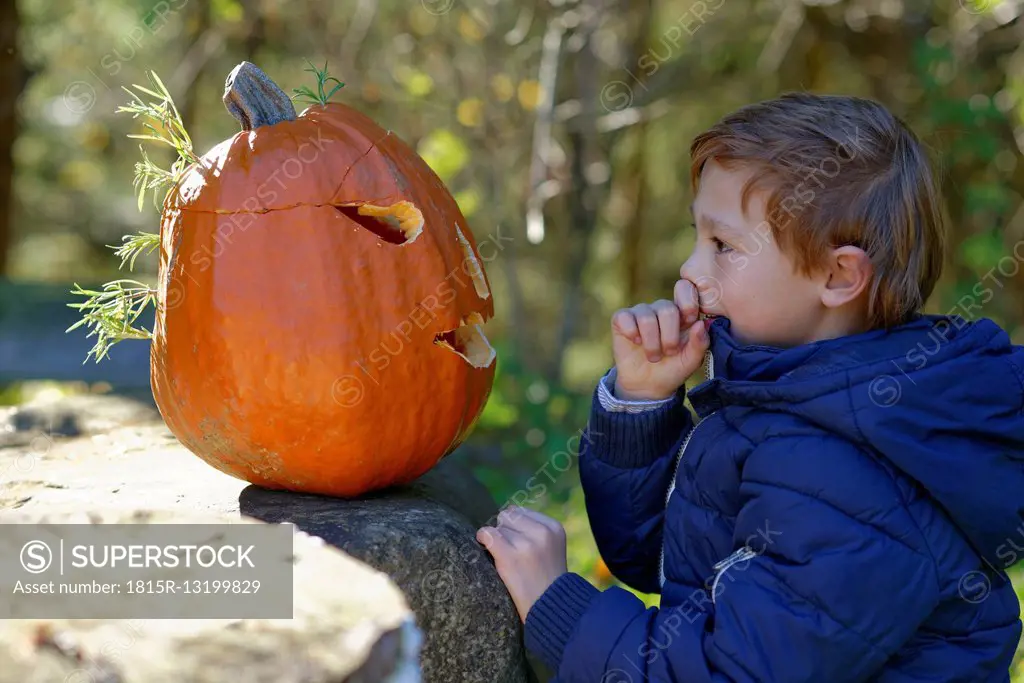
top-left (689, 221), bottom-right (733, 254)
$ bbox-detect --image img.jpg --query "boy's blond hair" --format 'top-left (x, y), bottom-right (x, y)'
top-left (690, 92), bottom-right (946, 328)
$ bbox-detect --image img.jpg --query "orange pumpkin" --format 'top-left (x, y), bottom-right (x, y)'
top-left (150, 62), bottom-right (496, 497)
top-left (594, 557), bottom-right (613, 584)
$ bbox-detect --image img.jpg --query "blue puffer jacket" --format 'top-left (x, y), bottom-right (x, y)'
top-left (524, 314), bottom-right (1024, 682)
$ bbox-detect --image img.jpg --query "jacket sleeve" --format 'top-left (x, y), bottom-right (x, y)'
top-left (525, 435), bottom-right (942, 682)
top-left (578, 368), bottom-right (693, 596)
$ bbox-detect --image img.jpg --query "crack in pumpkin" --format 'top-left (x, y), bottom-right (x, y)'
top-left (171, 130), bottom-right (396, 216)
top-left (172, 198), bottom-right (397, 215)
top-left (329, 129), bottom-right (393, 201)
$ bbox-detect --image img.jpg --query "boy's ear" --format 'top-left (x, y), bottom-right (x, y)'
top-left (820, 246), bottom-right (873, 309)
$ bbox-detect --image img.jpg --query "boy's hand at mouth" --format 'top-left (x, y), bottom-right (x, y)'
top-left (610, 278), bottom-right (710, 401)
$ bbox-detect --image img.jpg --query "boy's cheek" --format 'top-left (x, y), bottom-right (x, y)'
top-left (726, 252), bottom-right (749, 270)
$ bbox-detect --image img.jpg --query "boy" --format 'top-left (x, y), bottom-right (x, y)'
top-left (476, 93), bottom-right (1024, 682)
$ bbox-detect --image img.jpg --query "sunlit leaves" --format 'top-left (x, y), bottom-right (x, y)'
top-left (394, 65), bottom-right (435, 98)
top-left (210, 0), bottom-right (244, 23)
top-left (961, 231), bottom-right (1006, 272)
top-left (417, 128), bottom-right (469, 181)
top-left (491, 74), bottom-right (515, 103)
top-left (456, 98), bottom-right (484, 127)
top-left (457, 12), bottom-right (485, 42)
top-left (517, 79), bottom-right (543, 111)
top-left (453, 186), bottom-right (481, 218)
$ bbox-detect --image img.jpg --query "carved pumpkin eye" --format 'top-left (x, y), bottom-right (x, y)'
top-left (335, 202), bottom-right (423, 245)
top-left (150, 62), bottom-right (496, 497)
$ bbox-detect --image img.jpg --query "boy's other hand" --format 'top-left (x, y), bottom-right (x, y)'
top-left (476, 505), bottom-right (569, 624)
top-left (611, 279), bottom-right (709, 401)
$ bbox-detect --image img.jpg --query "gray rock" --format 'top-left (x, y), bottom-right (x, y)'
top-left (0, 392), bottom-right (160, 447)
top-left (382, 452), bottom-right (502, 531)
top-left (240, 486), bottom-right (531, 683)
top-left (0, 508), bottom-right (422, 683)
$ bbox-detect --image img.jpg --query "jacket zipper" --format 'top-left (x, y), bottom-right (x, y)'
top-left (658, 349), bottom-right (715, 588)
top-left (709, 546), bottom-right (758, 603)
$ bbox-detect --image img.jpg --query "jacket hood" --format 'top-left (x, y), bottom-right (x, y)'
top-left (690, 314), bottom-right (1024, 570)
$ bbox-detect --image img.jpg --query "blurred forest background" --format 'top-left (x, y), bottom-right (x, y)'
top-left (1, 0), bottom-right (1023, 672)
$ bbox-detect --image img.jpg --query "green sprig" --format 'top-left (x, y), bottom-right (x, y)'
top-left (116, 71), bottom-right (197, 211)
top-left (291, 59), bottom-right (346, 106)
top-left (66, 280), bottom-right (158, 363)
top-left (112, 231), bottom-right (161, 271)
top-left (68, 71), bottom-right (193, 362)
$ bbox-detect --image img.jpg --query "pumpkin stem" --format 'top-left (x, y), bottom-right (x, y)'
top-left (223, 61), bottom-right (297, 131)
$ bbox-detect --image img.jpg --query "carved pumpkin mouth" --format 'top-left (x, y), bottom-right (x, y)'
top-left (434, 312), bottom-right (496, 369)
top-left (335, 201), bottom-right (424, 244)
top-left (434, 229), bottom-right (494, 369)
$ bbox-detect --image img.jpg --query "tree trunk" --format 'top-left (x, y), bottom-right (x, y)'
top-left (0, 0), bottom-right (23, 276)
top-left (621, 0), bottom-right (653, 302)
top-left (549, 2), bottom-right (604, 382)
top-left (179, 0), bottom-right (212, 135)
top-left (243, 0), bottom-right (266, 62)
top-left (622, 121), bottom-right (648, 302)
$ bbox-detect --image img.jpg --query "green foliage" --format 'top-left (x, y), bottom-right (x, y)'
top-left (291, 59), bottom-right (345, 106)
top-left (0, 383), bottom-right (23, 407)
top-left (964, 182), bottom-right (1017, 217)
top-left (961, 231), bottom-right (1006, 273)
top-left (417, 129), bottom-right (469, 182)
top-left (537, 477), bottom-right (661, 608)
top-left (470, 343), bottom-right (593, 507)
top-left (910, 28), bottom-right (1023, 342)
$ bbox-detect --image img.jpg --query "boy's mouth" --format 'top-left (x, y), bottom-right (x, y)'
top-left (699, 312), bottom-right (721, 331)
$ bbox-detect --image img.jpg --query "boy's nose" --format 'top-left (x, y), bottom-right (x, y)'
top-left (679, 258), bottom-right (718, 309)
top-left (679, 257), bottom-right (700, 283)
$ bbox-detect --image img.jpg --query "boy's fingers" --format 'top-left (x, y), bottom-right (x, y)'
top-left (652, 300), bottom-right (681, 355)
top-left (505, 506), bottom-right (563, 536)
top-left (476, 526), bottom-right (501, 547)
top-left (498, 507), bottom-right (542, 535)
top-left (633, 304), bottom-right (663, 362)
top-left (497, 506), bottom-right (531, 529)
top-left (495, 524), bottom-right (528, 549)
top-left (683, 319), bottom-right (710, 358)
top-left (611, 309), bottom-right (641, 345)
top-left (674, 279), bottom-right (699, 325)
top-left (477, 525), bottom-right (520, 550)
